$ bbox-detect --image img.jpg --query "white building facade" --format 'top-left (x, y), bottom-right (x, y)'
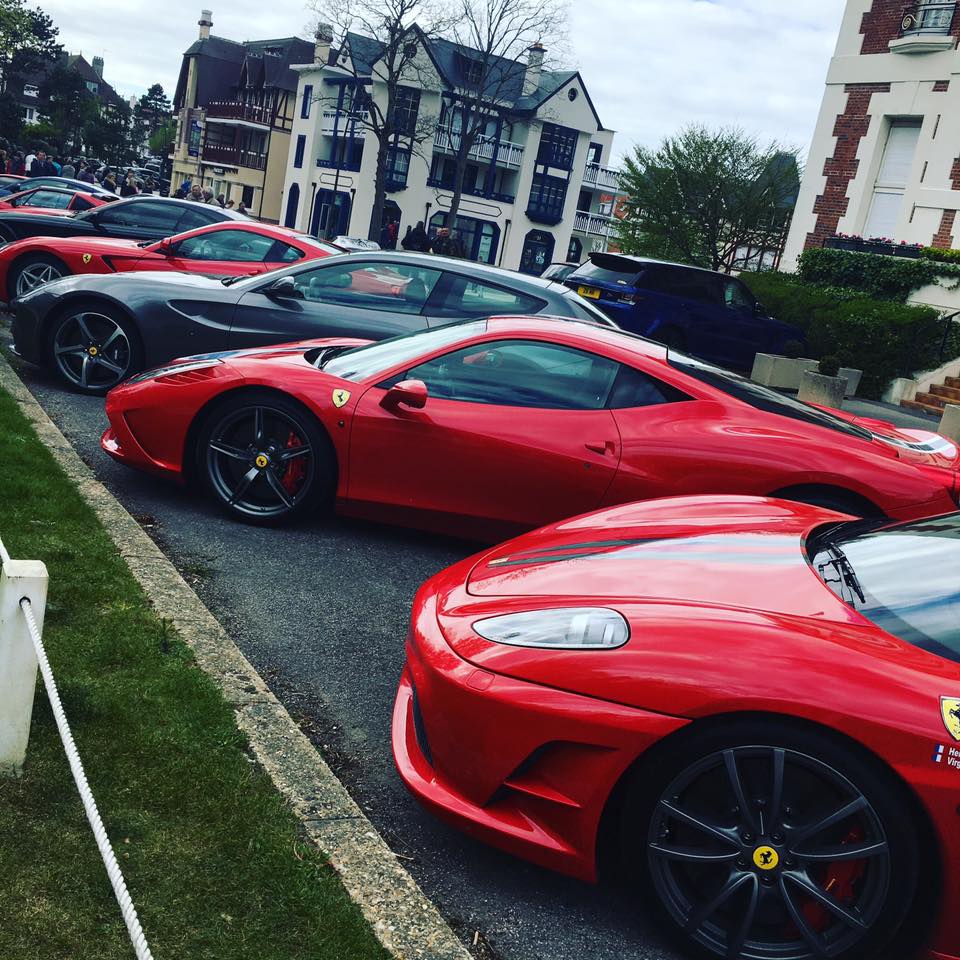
top-left (279, 31), bottom-right (624, 274)
top-left (783, 0), bottom-right (960, 268)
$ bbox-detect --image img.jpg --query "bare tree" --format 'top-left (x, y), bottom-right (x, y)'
top-left (439, 0), bottom-right (569, 229)
top-left (307, 0), bottom-right (451, 241)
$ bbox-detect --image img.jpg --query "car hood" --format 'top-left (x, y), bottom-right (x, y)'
top-left (465, 495), bottom-right (850, 620)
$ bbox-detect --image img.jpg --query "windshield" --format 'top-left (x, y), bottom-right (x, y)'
top-left (810, 515), bottom-right (960, 664)
top-left (669, 353), bottom-right (873, 441)
top-left (322, 320), bottom-right (487, 382)
top-left (569, 260), bottom-right (643, 287)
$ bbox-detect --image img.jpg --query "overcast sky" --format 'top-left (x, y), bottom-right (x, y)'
top-left (35, 0), bottom-right (845, 162)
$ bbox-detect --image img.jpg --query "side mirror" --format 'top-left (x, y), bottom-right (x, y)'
top-left (381, 379), bottom-right (428, 410)
top-left (265, 276), bottom-right (303, 300)
top-left (154, 241), bottom-right (174, 256)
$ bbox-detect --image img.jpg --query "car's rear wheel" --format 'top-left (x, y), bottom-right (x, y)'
top-left (197, 392), bottom-right (335, 525)
top-left (11, 254), bottom-right (68, 299)
top-left (47, 301), bottom-right (141, 394)
top-left (623, 722), bottom-right (922, 960)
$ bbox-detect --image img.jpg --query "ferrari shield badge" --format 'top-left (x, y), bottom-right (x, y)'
top-left (82, 253), bottom-right (92, 264)
top-left (941, 697), bottom-right (960, 742)
top-left (332, 388), bottom-right (351, 408)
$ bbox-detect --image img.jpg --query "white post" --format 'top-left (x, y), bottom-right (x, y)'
top-left (0, 558), bottom-right (48, 775)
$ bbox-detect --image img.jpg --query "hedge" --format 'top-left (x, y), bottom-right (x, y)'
top-left (797, 247), bottom-right (960, 301)
top-left (741, 271), bottom-right (947, 398)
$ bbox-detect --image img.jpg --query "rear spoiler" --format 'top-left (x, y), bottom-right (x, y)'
top-left (588, 251), bottom-right (645, 273)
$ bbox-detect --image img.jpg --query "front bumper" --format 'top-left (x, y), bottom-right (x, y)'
top-left (391, 585), bottom-right (687, 881)
top-left (10, 300), bottom-right (47, 365)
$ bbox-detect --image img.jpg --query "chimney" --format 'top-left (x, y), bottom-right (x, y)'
top-left (315, 23), bottom-right (333, 65)
top-left (92, 55), bottom-right (104, 79)
top-left (522, 41), bottom-right (544, 96)
top-left (198, 9), bottom-right (213, 40)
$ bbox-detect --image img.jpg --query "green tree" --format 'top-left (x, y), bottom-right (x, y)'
top-left (133, 82), bottom-right (172, 150)
top-left (148, 119), bottom-right (176, 156)
top-left (38, 63), bottom-right (97, 153)
top-left (84, 99), bottom-right (134, 166)
top-left (0, 0), bottom-right (61, 142)
top-left (615, 126), bottom-right (800, 272)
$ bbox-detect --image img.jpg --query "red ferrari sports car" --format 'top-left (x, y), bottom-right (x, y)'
top-left (0, 220), bottom-right (342, 300)
top-left (0, 185), bottom-right (111, 216)
top-left (101, 318), bottom-right (958, 531)
top-left (393, 495), bottom-right (960, 960)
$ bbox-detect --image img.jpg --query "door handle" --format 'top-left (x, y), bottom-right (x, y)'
top-left (585, 440), bottom-right (616, 455)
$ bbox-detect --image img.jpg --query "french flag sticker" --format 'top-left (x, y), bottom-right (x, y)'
top-left (934, 744), bottom-right (945, 763)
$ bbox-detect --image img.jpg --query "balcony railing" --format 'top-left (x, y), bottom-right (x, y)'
top-left (426, 177), bottom-right (515, 204)
top-left (574, 211), bottom-right (614, 237)
top-left (205, 101), bottom-right (272, 125)
top-left (316, 157), bottom-right (362, 172)
top-left (900, 2), bottom-right (956, 35)
top-left (433, 128), bottom-right (524, 168)
top-left (202, 143), bottom-right (267, 170)
top-left (320, 111), bottom-right (368, 138)
top-left (582, 163), bottom-right (621, 191)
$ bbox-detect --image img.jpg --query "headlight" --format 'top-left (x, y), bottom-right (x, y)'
top-left (127, 358), bottom-right (222, 384)
top-left (472, 607), bottom-right (629, 650)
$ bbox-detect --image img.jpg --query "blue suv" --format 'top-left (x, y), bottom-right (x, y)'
top-left (564, 253), bottom-right (806, 370)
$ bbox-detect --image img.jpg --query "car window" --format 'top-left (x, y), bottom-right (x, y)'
top-left (94, 199), bottom-right (183, 233)
top-left (16, 189), bottom-right (67, 209)
top-left (173, 229), bottom-right (276, 262)
top-left (431, 275), bottom-right (547, 319)
top-left (607, 365), bottom-right (692, 409)
top-left (291, 261), bottom-right (442, 315)
top-left (402, 339), bottom-right (619, 409)
top-left (647, 266), bottom-right (723, 305)
top-left (271, 241), bottom-right (305, 263)
top-left (176, 206), bottom-right (221, 232)
top-left (721, 277), bottom-right (755, 311)
top-left (569, 261), bottom-right (643, 287)
top-left (70, 195), bottom-right (94, 210)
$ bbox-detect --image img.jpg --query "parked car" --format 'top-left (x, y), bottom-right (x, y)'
top-left (0, 176), bottom-right (117, 200)
top-left (12, 252), bottom-right (613, 392)
top-left (393, 495), bottom-right (960, 960)
top-left (0, 195), bottom-right (247, 246)
top-left (564, 252), bottom-right (805, 370)
top-left (0, 174), bottom-right (27, 190)
top-left (99, 318), bottom-right (958, 528)
top-left (540, 260), bottom-right (581, 282)
top-left (0, 186), bottom-right (114, 216)
top-left (0, 221), bottom-right (343, 302)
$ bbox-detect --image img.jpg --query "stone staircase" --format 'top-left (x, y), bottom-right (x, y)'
top-left (901, 375), bottom-right (960, 416)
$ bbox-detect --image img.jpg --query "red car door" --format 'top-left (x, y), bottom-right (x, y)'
top-left (346, 339), bottom-right (623, 532)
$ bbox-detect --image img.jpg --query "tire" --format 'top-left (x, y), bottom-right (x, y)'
top-left (196, 391), bottom-right (335, 526)
top-left (46, 300), bottom-right (142, 395)
top-left (10, 253), bottom-right (69, 301)
top-left (621, 720), bottom-right (922, 960)
top-left (655, 325), bottom-right (686, 352)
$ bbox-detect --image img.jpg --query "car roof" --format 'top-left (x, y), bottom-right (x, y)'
top-left (481, 315), bottom-right (669, 359)
top-left (102, 196), bottom-right (248, 220)
top-left (583, 251), bottom-right (730, 281)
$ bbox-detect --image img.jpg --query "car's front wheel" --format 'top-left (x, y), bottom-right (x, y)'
top-left (11, 254), bottom-right (68, 299)
top-left (48, 302), bottom-right (142, 394)
top-left (623, 722), bottom-right (924, 960)
top-left (197, 392), bottom-right (335, 525)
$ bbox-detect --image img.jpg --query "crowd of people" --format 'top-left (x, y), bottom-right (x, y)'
top-left (170, 178), bottom-right (249, 215)
top-left (398, 221), bottom-right (467, 258)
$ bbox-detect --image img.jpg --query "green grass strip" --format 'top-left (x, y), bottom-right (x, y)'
top-left (0, 385), bottom-right (389, 960)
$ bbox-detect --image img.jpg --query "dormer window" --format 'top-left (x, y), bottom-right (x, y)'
top-left (457, 54), bottom-right (483, 88)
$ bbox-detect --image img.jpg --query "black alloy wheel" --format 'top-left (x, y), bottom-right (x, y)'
top-left (199, 394), bottom-right (333, 525)
top-left (49, 304), bottom-right (140, 394)
top-left (625, 724), bottom-right (922, 960)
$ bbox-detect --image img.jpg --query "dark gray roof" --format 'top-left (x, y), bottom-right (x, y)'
top-left (342, 33), bottom-right (386, 76)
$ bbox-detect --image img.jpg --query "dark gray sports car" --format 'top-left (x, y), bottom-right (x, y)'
top-left (10, 251), bottom-right (615, 393)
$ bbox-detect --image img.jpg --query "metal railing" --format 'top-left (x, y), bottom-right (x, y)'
top-left (582, 162), bottom-right (621, 191)
top-left (574, 210), bottom-right (614, 237)
top-left (900, 2), bottom-right (956, 35)
top-left (320, 110), bottom-right (368, 138)
top-left (202, 143), bottom-right (267, 170)
top-left (0, 536), bottom-right (154, 959)
top-left (205, 100), bottom-right (272, 125)
top-left (425, 176), bottom-right (516, 204)
top-left (433, 128), bottom-right (524, 168)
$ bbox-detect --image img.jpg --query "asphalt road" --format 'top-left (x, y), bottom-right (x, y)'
top-left (1, 318), bottom-right (682, 960)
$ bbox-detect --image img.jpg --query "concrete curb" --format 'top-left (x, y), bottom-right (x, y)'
top-left (0, 353), bottom-right (471, 960)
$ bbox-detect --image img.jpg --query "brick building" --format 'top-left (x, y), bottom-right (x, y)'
top-left (782, 0), bottom-right (960, 268)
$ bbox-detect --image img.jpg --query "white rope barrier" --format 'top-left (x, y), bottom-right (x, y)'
top-left (18, 597), bottom-right (155, 960)
top-left (0, 536), bottom-right (10, 564)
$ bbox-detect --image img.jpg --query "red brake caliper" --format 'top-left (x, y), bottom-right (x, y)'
top-left (281, 432), bottom-right (305, 495)
top-left (801, 825), bottom-right (867, 932)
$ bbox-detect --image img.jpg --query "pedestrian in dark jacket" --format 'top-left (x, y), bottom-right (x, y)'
top-left (430, 227), bottom-right (465, 258)
top-left (77, 163), bottom-right (95, 184)
top-left (120, 172), bottom-right (139, 197)
top-left (402, 221), bottom-right (430, 252)
top-left (29, 151), bottom-right (56, 176)
top-left (102, 173), bottom-right (118, 194)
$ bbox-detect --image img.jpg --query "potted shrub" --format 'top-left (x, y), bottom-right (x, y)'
top-left (798, 355), bottom-right (848, 409)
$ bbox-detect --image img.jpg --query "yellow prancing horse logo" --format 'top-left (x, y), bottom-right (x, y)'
top-left (753, 846), bottom-right (779, 871)
top-left (942, 697), bottom-right (960, 742)
top-left (254, 454), bottom-right (269, 469)
top-left (332, 388), bottom-right (351, 408)
top-left (82, 253), bottom-right (92, 264)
